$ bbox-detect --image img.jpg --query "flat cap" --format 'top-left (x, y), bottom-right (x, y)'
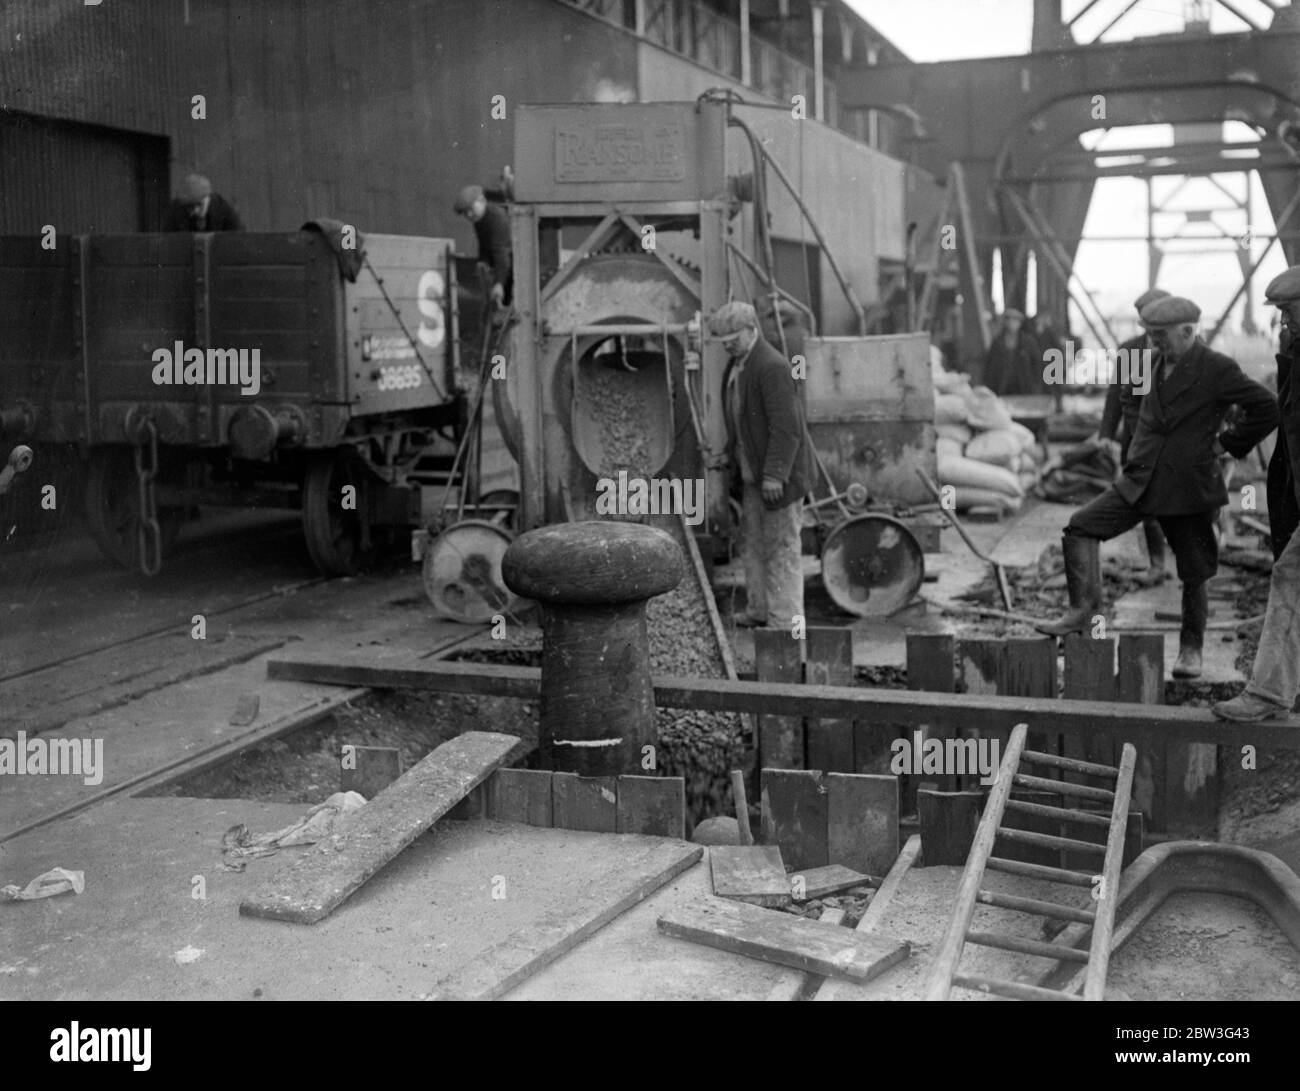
top-left (1139, 295), bottom-right (1200, 328)
top-left (454, 184), bottom-right (484, 213)
top-left (708, 300), bottom-right (758, 338)
top-left (178, 173), bottom-right (212, 202)
top-left (1133, 287), bottom-right (1170, 312)
top-left (1002, 308), bottom-right (1025, 322)
top-left (1264, 265), bottom-right (1300, 305)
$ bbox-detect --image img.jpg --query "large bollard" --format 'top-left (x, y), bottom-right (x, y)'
top-left (502, 521), bottom-right (684, 776)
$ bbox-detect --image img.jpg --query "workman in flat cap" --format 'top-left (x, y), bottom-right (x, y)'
top-left (162, 173), bottom-right (243, 232)
top-left (1095, 287), bottom-right (1172, 585)
top-left (1039, 295), bottom-right (1278, 680)
top-left (983, 307), bottom-right (1044, 395)
top-left (1215, 265), bottom-right (1300, 720)
top-left (454, 184), bottom-right (513, 308)
top-left (711, 300), bottom-right (812, 632)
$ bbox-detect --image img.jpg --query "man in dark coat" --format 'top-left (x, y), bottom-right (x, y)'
top-left (1098, 287), bottom-right (1170, 584)
top-left (983, 308), bottom-right (1044, 395)
top-left (162, 173), bottom-right (243, 232)
top-left (1215, 266), bottom-right (1300, 720)
top-left (454, 184), bottom-right (512, 308)
top-left (711, 300), bottom-right (813, 632)
top-left (1038, 296), bottom-right (1279, 680)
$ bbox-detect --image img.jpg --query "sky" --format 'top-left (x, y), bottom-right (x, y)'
top-left (845, 0), bottom-right (1291, 344)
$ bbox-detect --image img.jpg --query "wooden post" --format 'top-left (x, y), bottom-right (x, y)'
top-left (755, 628), bottom-right (804, 769)
top-left (958, 639), bottom-right (1003, 791)
top-left (1117, 634), bottom-right (1165, 831)
top-left (1063, 634), bottom-right (1116, 766)
top-left (805, 627), bottom-right (854, 773)
top-left (827, 773), bottom-right (898, 875)
top-left (501, 521), bottom-right (683, 776)
top-left (998, 637), bottom-right (1057, 754)
top-left (761, 769), bottom-right (828, 870)
top-left (907, 634), bottom-right (956, 797)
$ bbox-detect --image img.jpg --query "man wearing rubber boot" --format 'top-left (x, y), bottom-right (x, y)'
top-left (1215, 265), bottom-right (1300, 721)
top-left (1037, 296), bottom-right (1278, 680)
top-left (711, 301), bottom-right (812, 633)
top-left (1098, 288), bottom-right (1170, 586)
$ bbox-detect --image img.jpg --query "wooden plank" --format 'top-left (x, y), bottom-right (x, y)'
top-left (709, 845), bottom-right (791, 907)
top-left (826, 772), bottom-right (899, 876)
top-left (431, 837), bottom-right (701, 1000)
top-left (552, 772), bottom-right (617, 833)
top-left (959, 638), bottom-right (1005, 791)
top-left (918, 787), bottom-right (984, 866)
top-left (1118, 634), bottom-right (1165, 831)
top-left (999, 637), bottom-right (1056, 755)
top-left (789, 863), bottom-right (875, 901)
top-left (1063, 634), bottom-right (1116, 767)
top-left (240, 732), bottom-right (525, 924)
top-left (814, 834), bottom-right (922, 1001)
top-left (755, 628), bottom-right (803, 769)
top-left (340, 745), bottom-right (402, 800)
top-left (907, 633), bottom-right (956, 797)
top-left (488, 768), bottom-right (553, 827)
top-left (761, 769), bottom-right (828, 870)
top-left (805, 627), bottom-right (854, 773)
top-left (616, 775), bottom-right (685, 838)
top-left (657, 897), bottom-right (908, 981)
top-left (263, 657), bottom-right (1300, 749)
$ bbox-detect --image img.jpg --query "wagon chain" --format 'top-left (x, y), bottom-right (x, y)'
top-left (132, 417), bottom-right (163, 577)
top-left (361, 253), bottom-right (448, 403)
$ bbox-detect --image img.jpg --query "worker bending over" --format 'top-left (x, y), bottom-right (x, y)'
top-left (711, 301), bottom-right (812, 633)
top-left (454, 184), bottom-right (513, 308)
top-left (163, 173), bottom-right (243, 232)
top-left (1038, 296), bottom-right (1278, 680)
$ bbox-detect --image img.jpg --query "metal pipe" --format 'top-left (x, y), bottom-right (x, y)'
top-left (740, 0), bottom-right (751, 86)
top-left (730, 115), bottom-right (868, 334)
top-left (812, 2), bottom-right (825, 123)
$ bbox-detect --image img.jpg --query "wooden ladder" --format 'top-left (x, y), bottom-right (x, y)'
top-left (924, 722), bottom-right (1137, 1001)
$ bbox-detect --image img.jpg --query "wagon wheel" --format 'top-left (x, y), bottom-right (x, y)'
top-left (301, 450), bottom-right (375, 576)
top-left (83, 447), bottom-right (184, 571)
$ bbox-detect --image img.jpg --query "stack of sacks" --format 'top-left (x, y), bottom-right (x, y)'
top-left (932, 360), bottom-right (1046, 514)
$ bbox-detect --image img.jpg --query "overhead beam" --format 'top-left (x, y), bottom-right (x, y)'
top-left (1004, 153), bottom-right (1299, 182)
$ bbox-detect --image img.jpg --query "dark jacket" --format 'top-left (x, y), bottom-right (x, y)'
top-left (1267, 346), bottom-right (1300, 557)
top-left (726, 335), bottom-right (813, 509)
top-left (983, 330), bottom-right (1045, 396)
top-left (473, 202), bottom-right (513, 304)
top-left (1117, 339), bottom-right (1279, 516)
top-left (162, 193), bottom-right (244, 232)
top-left (1099, 333), bottom-right (1159, 459)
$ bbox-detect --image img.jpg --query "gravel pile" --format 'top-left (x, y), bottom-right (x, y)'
top-left (583, 362), bottom-right (653, 477)
top-left (645, 524), bottom-right (748, 825)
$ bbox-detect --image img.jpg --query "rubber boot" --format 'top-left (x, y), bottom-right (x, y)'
top-left (1036, 535), bottom-right (1102, 636)
top-left (1136, 519), bottom-right (1167, 586)
top-left (1172, 581), bottom-right (1207, 679)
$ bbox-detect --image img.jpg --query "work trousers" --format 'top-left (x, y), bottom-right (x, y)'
top-left (741, 484), bottom-right (804, 632)
top-left (1245, 526), bottom-right (1300, 709)
top-left (1065, 486), bottom-right (1219, 645)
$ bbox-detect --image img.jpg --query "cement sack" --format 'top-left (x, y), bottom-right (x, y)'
top-left (936, 422), bottom-right (973, 446)
top-left (935, 392), bottom-right (970, 425)
top-left (1008, 420), bottom-right (1037, 451)
top-left (965, 428), bottom-right (1022, 469)
top-left (936, 436), bottom-right (965, 462)
top-left (963, 386), bottom-right (1015, 431)
top-left (953, 486), bottom-right (1023, 514)
top-left (937, 453), bottom-right (1024, 498)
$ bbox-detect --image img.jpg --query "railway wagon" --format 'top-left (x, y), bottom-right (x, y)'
top-left (0, 227), bottom-right (478, 575)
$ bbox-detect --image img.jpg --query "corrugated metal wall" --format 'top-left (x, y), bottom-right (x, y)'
top-left (0, 0), bottom-right (637, 243)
